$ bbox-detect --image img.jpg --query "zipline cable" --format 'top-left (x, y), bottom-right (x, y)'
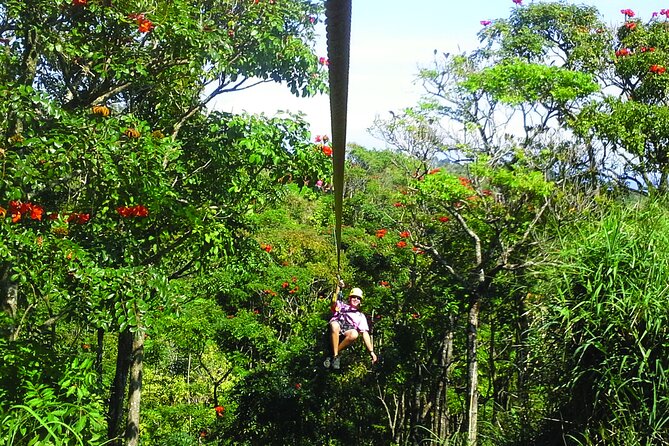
top-left (325, 0), bottom-right (352, 274)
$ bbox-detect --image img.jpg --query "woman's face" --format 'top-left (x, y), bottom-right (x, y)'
top-left (349, 296), bottom-right (361, 308)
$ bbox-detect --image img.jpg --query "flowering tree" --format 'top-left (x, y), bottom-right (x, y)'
top-left (0, 0), bottom-right (330, 444)
top-left (409, 2), bottom-right (669, 444)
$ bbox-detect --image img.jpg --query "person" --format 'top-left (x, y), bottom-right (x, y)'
top-left (323, 280), bottom-right (378, 370)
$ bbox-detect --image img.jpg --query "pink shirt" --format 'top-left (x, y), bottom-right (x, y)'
top-left (330, 302), bottom-right (370, 332)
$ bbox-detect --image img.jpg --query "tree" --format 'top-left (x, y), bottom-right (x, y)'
top-left (0, 0), bottom-right (329, 444)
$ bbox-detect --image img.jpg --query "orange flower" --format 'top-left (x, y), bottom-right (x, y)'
top-left (458, 176), bottom-right (472, 188)
top-left (396, 241), bottom-right (407, 248)
top-left (124, 128), bottom-right (141, 138)
top-left (214, 405), bottom-right (225, 417)
top-left (438, 216), bottom-right (449, 222)
top-left (117, 205), bottom-right (149, 218)
top-left (376, 228), bottom-right (388, 238)
top-left (321, 145), bottom-right (333, 157)
top-left (30, 204), bottom-right (44, 221)
top-left (399, 230), bottom-right (410, 238)
top-left (138, 19), bottom-right (155, 33)
top-left (91, 105), bottom-right (110, 117)
top-left (0, 206), bottom-right (5, 218)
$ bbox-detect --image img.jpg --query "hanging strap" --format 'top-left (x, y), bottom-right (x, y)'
top-left (325, 0), bottom-right (352, 273)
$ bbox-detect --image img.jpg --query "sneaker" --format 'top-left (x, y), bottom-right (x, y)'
top-left (332, 355), bottom-right (341, 370)
top-left (323, 356), bottom-right (332, 369)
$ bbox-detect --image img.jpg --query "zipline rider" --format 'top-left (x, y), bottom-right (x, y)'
top-left (323, 280), bottom-right (378, 370)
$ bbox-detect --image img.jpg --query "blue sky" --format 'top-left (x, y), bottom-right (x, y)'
top-left (213, 0), bottom-right (667, 149)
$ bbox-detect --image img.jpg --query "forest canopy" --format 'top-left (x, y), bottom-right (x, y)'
top-left (2, 1), bottom-right (669, 446)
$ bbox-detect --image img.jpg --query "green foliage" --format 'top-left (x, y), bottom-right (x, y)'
top-left (534, 199), bottom-right (669, 444)
top-left (462, 60), bottom-right (599, 105)
top-left (479, 2), bottom-right (610, 72)
top-left (0, 352), bottom-right (106, 445)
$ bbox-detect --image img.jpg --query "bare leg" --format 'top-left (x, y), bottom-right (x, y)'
top-left (329, 321), bottom-right (342, 356)
top-left (337, 329), bottom-right (359, 352)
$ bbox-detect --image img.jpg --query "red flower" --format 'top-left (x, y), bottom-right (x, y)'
top-left (428, 168), bottom-right (441, 175)
top-left (134, 205), bottom-right (149, 217)
top-left (282, 282), bottom-right (289, 288)
top-left (30, 205), bottom-right (44, 221)
top-left (438, 216), bottom-right (450, 223)
top-left (321, 145), bottom-right (333, 157)
top-left (480, 20), bottom-right (491, 26)
top-left (72, 0), bottom-right (87, 5)
top-left (76, 213), bottom-right (90, 224)
top-left (379, 280), bottom-right (390, 288)
top-left (318, 57), bottom-right (329, 65)
top-left (650, 64), bottom-right (666, 74)
top-left (117, 205), bottom-right (149, 218)
top-left (396, 241), bottom-right (407, 248)
top-left (138, 19), bottom-right (155, 33)
top-left (621, 9), bottom-right (635, 17)
top-left (214, 405), bottom-right (225, 417)
top-left (412, 247), bottom-right (424, 254)
top-left (261, 243), bottom-right (272, 253)
top-left (376, 229), bottom-right (388, 238)
top-left (458, 176), bottom-right (472, 188)
top-left (295, 383), bottom-right (302, 390)
top-left (615, 48), bottom-right (631, 57)
top-left (393, 202), bottom-right (404, 208)
top-left (625, 22), bottom-right (637, 30)
top-left (0, 206), bottom-right (5, 218)
top-left (399, 230), bottom-right (410, 238)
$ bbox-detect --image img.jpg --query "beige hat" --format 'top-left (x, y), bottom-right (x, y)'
top-left (348, 287), bottom-right (363, 299)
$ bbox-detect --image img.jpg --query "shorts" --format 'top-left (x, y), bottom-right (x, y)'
top-left (330, 317), bottom-right (355, 334)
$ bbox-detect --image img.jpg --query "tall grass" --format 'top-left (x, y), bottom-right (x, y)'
top-left (535, 199), bottom-right (669, 445)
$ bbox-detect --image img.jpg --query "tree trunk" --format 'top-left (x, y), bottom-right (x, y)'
top-left (125, 332), bottom-right (145, 446)
top-left (411, 363), bottom-right (423, 444)
top-left (107, 329), bottom-right (133, 445)
top-left (96, 328), bottom-right (104, 386)
top-left (433, 314), bottom-right (455, 440)
top-left (516, 292), bottom-right (531, 441)
top-left (0, 264), bottom-right (19, 340)
top-left (466, 295), bottom-right (480, 446)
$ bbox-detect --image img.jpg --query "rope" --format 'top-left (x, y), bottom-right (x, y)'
top-left (325, 0), bottom-right (352, 273)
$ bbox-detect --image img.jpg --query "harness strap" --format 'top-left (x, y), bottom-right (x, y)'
top-left (325, 0), bottom-right (352, 273)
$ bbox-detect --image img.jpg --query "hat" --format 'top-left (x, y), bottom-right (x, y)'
top-left (348, 287), bottom-right (363, 299)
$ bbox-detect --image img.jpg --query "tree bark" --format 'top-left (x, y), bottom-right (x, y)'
top-left (466, 295), bottom-right (480, 446)
top-left (107, 329), bottom-right (133, 445)
top-left (433, 315), bottom-right (455, 440)
top-left (125, 332), bottom-right (145, 446)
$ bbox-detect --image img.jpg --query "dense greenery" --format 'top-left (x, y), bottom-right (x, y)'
top-left (3, 1), bottom-right (669, 445)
